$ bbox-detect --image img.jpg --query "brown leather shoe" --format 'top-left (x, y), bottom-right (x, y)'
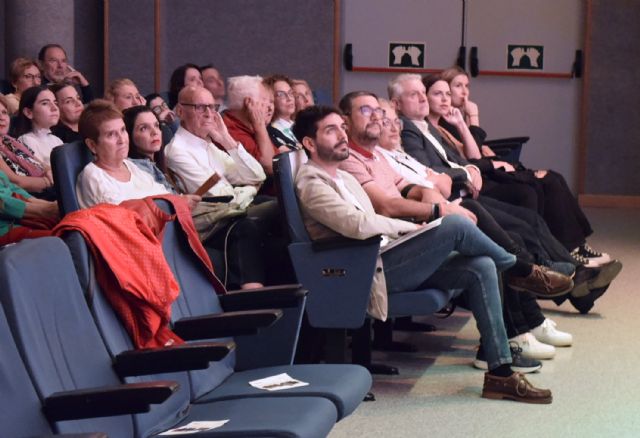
top-left (482, 372), bottom-right (552, 404)
top-left (507, 265), bottom-right (573, 298)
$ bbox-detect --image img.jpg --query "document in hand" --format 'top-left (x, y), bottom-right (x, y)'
top-left (380, 217), bottom-right (443, 254)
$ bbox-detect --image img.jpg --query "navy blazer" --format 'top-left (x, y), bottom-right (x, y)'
top-left (399, 117), bottom-right (470, 183)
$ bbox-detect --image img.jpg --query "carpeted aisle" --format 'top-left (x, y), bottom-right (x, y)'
top-left (330, 208), bottom-right (640, 437)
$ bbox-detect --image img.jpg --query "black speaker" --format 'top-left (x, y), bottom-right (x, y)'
top-left (470, 46), bottom-right (479, 77)
top-left (344, 43), bottom-right (353, 71)
top-left (572, 49), bottom-right (583, 78)
top-left (456, 46), bottom-right (466, 70)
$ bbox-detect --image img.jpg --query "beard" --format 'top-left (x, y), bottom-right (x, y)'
top-left (317, 140), bottom-right (349, 162)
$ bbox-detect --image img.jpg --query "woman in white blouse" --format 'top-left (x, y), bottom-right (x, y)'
top-left (13, 85), bottom-right (63, 166)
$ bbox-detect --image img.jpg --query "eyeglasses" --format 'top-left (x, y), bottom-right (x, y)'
top-left (23, 73), bottom-right (42, 81)
top-left (275, 90), bottom-right (294, 100)
top-left (180, 102), bottom-right (217, 113)
top-left (151, 102), bottom-right (168, 115)
top-left (356, 105), bottom-right (385, 119)
top-left (382, 118), bottom-right (403, 130)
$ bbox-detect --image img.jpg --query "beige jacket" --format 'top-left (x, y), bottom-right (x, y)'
top-left (295, 161), bottom-right (417, 320)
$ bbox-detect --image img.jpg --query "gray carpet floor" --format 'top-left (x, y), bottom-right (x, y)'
top-left (330, 207), bottom-right (640, 438)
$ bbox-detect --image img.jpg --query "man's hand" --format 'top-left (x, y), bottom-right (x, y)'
top-left (244, 97), bottom-right (265, 130)
top-left (426, 170), bottom-right (452, 200)
top-left (420, 187), bottom-right (447, 204)
top-left (440, 199), bottom-right (477, 224)
top-left (208, 111), bottom-right (238, 151)
top-left (64, 67), bottom-right (89, 87)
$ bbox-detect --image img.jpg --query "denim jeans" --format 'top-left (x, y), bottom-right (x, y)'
top-left (382, 215), bottom-right (515, 369)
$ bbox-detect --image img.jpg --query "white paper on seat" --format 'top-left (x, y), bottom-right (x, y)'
top-left (249, 373), bottom-right (309, 391)
top-left (159, 420), bottom-right (230, 435)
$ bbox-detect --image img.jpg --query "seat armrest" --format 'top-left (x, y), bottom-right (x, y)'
top-left (220, 284), bottom-right (307, 311)
top-left (114, 341), bottom-right (234, 376)
top-left (43, 380), bottom-right (179, 422)
top-left (484, 136), bottom-right (530, 147)
top-left (311, 235), bottom-right (380, 251)
top-left (173, 309), bottom-right (283, 340)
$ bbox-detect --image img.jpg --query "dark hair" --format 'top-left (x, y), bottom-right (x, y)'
top-left (123, 105), bottom-right (166, 170)
top-left (168, 63), bottom-right (200, 108)
top-left (145, 93), bottom-right (162, 107)
top-left (263, 74), bottom-right (293, 89)
top-left (292, 105), bottom-right (343, 144)
top-left (13, 85), bottom-right (51, 137)
top-left (338, 91), bottom-right (378, 115)
top-left (421, 73), bottom-right (443, 93)
top-left (37, 43), bottom-right (66, 62)
top-left (78, 99), bottom-right (122, 142)
top-left (49, 82), bottom-right (80, 98)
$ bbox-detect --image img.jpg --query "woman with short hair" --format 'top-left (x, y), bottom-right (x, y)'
top-left (4, 58), bottom-right (42, 115)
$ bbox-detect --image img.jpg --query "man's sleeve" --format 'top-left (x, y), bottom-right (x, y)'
top-left (296, 171), bottom-right (415, 240)
top-left (164, 144), bottom-right (213, 194)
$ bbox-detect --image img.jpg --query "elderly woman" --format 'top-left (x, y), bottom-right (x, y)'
top-left (0, 95), bottom-right (54, 196)
top-left (76, 100), bottom-right (194, 209)
top-left (437, 68), bottom-right (612, 263)
top-left (13, 85), bottom-right (63, 166)
top-left (168, 63), bottom-right (203, 109)
top-left (104, 78), bottom-right (146, 112)
top-left (4, 58), bottom-right (42, 115)
top-left (50, 83), bottom-right (84, 143)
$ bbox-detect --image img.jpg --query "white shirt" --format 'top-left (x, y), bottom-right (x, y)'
top-left (164, 126), bottom-right (265, 208)
top-left (17, 128), bottom-right (63, 166)
top-left (76, 159), bottom-right (169, 209)
top-left (376, 146), bottom-right (435, 189)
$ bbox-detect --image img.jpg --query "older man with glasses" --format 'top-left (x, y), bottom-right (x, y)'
top-left (164, 85), bottom-right (265, 207)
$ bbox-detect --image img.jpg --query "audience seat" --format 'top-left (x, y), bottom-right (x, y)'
top-left (485, 136), bottom-right (529, 163)
top-left (0, 237), bottom-right (338, 437)
top-left (61, 202), bottom-right (371, 421)
top-left (273, 152), bottom-right (458, 361)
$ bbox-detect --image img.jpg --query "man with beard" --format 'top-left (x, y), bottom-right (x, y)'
top-left (292, 105), bottom-right (553, 404)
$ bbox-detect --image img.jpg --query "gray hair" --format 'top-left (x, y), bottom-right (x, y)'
top-left (387, 74), bottom-right (422, 99)
top-left (226, 75), bottom-right (263, 110)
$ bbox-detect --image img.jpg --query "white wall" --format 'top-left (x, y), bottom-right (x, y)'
top-left (340, 0), bottom-right (583, 190)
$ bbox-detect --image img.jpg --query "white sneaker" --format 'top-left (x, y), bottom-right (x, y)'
top-left (531, 318), bottom-right (573, 347)
top-left (509, 332), bottom-right (555, 360)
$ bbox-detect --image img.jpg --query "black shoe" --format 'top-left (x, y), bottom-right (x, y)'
top-left (473, 344), bottom-right (542, 374)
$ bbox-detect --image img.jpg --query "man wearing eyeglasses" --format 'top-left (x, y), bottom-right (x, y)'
top-left (37, 44), bottom-right (94, 103)
top-left (164, 86), bottom-right (265, 208)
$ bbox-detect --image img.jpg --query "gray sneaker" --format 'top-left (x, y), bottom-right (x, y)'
top-left (473, 343), bottom-right (542, 374)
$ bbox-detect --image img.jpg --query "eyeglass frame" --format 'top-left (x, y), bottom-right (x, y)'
top-left (179, 102), bottom-right (218, 113)
top-left (345, 104), bottom-right (386, 119)
top-left (381, 117), bottom-right (403, 130)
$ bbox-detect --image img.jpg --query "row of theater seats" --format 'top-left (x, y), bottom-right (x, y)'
top-left (49, 141), bottom-right (460, 369)
top-left (0, 198), bottom-right (372, 437)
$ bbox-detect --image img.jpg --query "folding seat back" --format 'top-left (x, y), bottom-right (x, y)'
top-left (0, 238), bottom-right (136, 436)
top-left (273, 152), bottom-right (377, 328)
top-left (51, 140), bottom-right (93, 216)
top-left (0, 300), bottom-right (60, 437)
top-left (157, 199), bottom-right (305, 393)
top-left (60, 231), bottom-right (195, 437)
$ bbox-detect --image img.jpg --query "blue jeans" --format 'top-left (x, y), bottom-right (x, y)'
top-left (382, 215), bottom-right (515, 370)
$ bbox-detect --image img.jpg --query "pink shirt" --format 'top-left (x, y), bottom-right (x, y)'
top-left (339, 141), bottom-right (408, 199)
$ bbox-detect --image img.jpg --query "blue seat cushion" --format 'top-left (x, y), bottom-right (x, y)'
top-left (192, 364), bottom-right (371, 420)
